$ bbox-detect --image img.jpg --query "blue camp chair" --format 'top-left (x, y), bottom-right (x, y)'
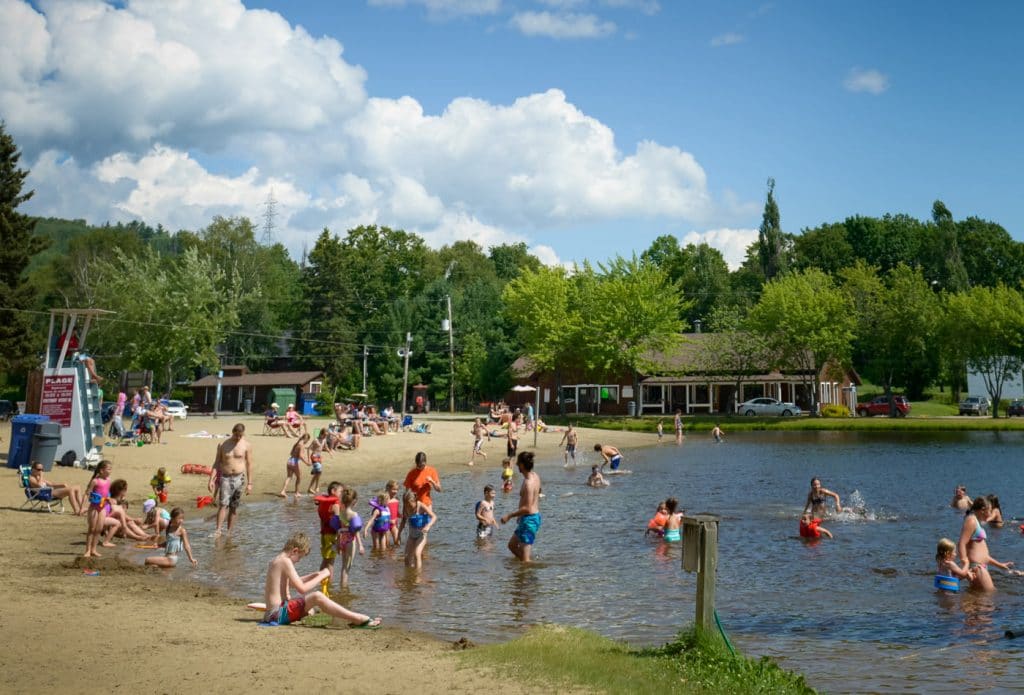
top-left (19, 465), bottom-right (64, 513)
top-left (400, 414), bottom-right (413, 431)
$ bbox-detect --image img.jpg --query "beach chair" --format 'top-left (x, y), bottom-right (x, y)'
top-left (19, 465), bottom-right (64, 513)
top-left (400, 415), bottom-right (413, 431)
top-left (262, 416), bottom-right (287, 436)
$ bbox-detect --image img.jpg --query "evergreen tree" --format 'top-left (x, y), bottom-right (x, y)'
top-left (757, 177), bottom-right (785, 281)
top-left (0, 123), bottom-right (48, 374)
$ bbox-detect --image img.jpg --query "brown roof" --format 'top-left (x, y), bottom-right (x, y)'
top-left (190, 371), bottom-right (324, 388)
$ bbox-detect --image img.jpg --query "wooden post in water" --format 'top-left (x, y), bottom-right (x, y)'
top-left (682, 513), bottom-right (720, 632)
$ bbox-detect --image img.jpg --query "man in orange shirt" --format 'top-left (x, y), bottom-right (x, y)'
top-left (403, 451), bottom-right (441, 507)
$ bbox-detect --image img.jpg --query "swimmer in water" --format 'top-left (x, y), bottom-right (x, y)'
top-left (586, 466), bottom-right (609, 488)
top-left (986, 494), bottom-right (1004, 527)
top-left (662, 498), bottom-right (684, 542)
top-left (950, 485), bottom-right (972, 511)
top-left (711, 423), bottom-right (724, 443)
top-left (804, 477), bottom-right (843, 518)
top-left (645, 501), bottom-right (668, 537)
top-left (500, 457), bottom-right (514, 492)
top-left (799, 512), bottom-right (833, 539)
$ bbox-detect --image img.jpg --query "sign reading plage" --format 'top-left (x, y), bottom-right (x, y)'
top-left (40, 374), bottom-right (75, 427)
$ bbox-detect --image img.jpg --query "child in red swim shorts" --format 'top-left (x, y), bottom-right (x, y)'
top-left (799, 512), bottom-right (833, 539)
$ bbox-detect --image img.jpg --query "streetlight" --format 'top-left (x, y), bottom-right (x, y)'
top-left (442, 295), bottom-right (454, 413)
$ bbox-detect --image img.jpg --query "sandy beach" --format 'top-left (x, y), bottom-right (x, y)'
top-left (0, 414), bottom-right (654, 694)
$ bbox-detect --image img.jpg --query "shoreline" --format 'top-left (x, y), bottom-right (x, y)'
top-left (0, 415), bottom-right (655, 693)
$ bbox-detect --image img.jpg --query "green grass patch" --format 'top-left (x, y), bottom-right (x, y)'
top-left (544, 413), bottom-right (1024, 433)
top-left (458, 624), bottom-right (814, 694)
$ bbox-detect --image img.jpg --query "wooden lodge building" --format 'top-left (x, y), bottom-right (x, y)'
top-left (507, 332), bottom-right (860, 416)
top-left (189, 366), bottom-right (324, 413)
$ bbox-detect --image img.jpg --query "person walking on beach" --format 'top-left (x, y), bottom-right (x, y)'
top-left (559, 423), bottom-right (578, 466)
top-left (500, 451), bottom-right (542, 563)
top-left (468, 418), bottom-right (488, 466)
top-left (208, 423), bottom-right (253, 537)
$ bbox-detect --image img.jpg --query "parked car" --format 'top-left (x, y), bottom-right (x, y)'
top-left (959, 396), bottom-right (990, 416)
top-left (164, 399), bottom-right (189, 420)
top-left (737, 397), bottom-right (802, 417)
top-left (856, 395), bottom-right (910, 418)
top-left (1007, 399), bottom-right (1024, 417)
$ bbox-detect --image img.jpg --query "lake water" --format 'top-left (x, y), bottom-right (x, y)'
top-left (162, 431), bottom-right (1024, 693)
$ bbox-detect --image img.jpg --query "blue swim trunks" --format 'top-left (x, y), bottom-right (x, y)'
top-left (610, 454), bottom-right (622, 471)
top-left (515, 513), bottom-right (541, 545)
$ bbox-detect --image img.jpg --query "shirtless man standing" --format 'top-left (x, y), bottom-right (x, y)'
top-left (208, 423), bottom-right (253, 536)
top-left (500, 451), bottom-right (542, 563)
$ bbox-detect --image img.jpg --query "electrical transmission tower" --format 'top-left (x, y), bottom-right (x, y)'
top-left (261, 189), bottom-right (277, 245)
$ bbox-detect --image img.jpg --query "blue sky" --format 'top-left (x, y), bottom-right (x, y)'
top-left (3, 0), bottom-right (1022, 268)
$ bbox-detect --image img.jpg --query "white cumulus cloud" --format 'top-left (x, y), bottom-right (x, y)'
top-left (4, 0), bottom-right (745, 264)
top-left (510, 11), bottom-right (616, 38)
top-left (681, 228), bottom-right (758, 271)
top-left (0, 0), bottom-right (367, 161)
top-left (843, 67), bottom-right (889, 95)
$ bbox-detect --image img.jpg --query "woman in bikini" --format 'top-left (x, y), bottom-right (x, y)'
top-left (803, 477), bottom-right (843, 517)
top-left (958, 496), bottom-right (1017, 591)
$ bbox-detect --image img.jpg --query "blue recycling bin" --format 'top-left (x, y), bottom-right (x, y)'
top-left (7, 414), bottom-right (51, 469)
top-left (301, 399), bottom-right (318, 416)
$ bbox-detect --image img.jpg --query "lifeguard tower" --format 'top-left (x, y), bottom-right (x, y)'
top-left (39, 308), bottom-right (113, 468)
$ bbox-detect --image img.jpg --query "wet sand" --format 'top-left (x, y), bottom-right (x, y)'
top-left (0, 414), bottom-right (653, 693)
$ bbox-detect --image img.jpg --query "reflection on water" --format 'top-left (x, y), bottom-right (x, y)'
top-left (158, 430), bottom-right (1024, 693)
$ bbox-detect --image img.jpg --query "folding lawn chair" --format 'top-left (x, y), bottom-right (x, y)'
top-left (19, 465), bottom-right (64, 513)
top-left (400, 414), bottom-right (413, 431)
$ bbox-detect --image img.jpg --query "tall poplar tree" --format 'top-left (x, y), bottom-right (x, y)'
top-left (0, 123), bottom-right (49, 374)
top-left (757, 177), bottom-right (785, 281)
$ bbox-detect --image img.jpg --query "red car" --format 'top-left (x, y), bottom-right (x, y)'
top-left (857, 395), bottom-right (910, 417)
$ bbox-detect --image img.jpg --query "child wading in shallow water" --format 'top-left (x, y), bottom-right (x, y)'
top-left (935, 538), bottom-right (974, 583)
top-left (400, 490), bottom-right (436, 568)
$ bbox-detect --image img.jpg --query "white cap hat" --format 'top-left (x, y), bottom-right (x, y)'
top-left (271, 402), bottom-right (279, 409)
top-left (143, 498), bottom-right (156, 513)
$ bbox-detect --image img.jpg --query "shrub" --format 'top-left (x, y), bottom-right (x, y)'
top-left (820, 403), bottom-right (849, 418)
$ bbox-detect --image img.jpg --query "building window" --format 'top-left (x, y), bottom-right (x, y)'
top-left (600, 386), bottom-right (619, 403)
top-left (308, 381), bottom-right (322, 394)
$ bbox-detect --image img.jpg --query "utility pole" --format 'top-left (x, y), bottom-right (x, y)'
top-left (400, 332), bottom-right (412, 416)
top-left (446, 294), bottom-right (455, 414)
top-left (362, 345), bottom-right (368, 394)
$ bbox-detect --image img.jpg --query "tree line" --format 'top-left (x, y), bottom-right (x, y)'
top-left (3, 124), bottom-right (1024, 413)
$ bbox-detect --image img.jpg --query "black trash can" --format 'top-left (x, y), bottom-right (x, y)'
top-left (31, 422), bottom-right (63, 471)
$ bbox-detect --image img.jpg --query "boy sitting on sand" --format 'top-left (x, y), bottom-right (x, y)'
top-left (263, 532), bottom-right (381, 628)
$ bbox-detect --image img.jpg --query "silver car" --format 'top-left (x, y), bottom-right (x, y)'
top-left (737, 397), bottom-right (802, 417)
top-left (958, 396), bottom-right (989, 416)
